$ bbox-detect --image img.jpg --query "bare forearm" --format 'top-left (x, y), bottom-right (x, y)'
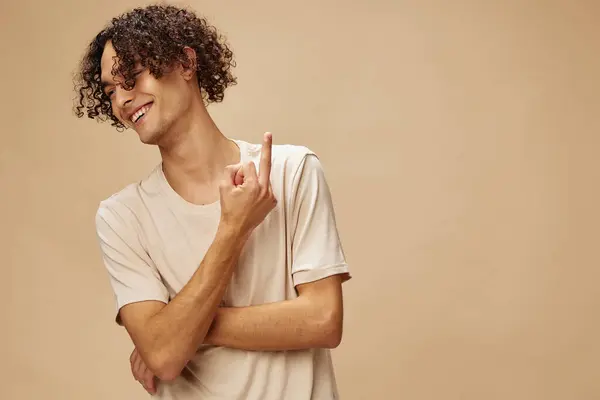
top-left (204, 297), bottom-right (342, 351)
top-left (137, 224), bottom-right (245, 379)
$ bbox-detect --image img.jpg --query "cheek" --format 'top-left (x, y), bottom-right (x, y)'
top-left (160, 89), bottom-right (185, 116)
top-left (110, 102), bottom-right (123, 122)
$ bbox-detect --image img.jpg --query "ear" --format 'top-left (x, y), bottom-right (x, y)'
top-left (181, 46), bottom-right (197, 80)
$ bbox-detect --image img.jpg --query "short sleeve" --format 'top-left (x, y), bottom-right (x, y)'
top-left (289, 153), bottom-right (351, 287)
top-left (95, 202), bottom-right (169, 325)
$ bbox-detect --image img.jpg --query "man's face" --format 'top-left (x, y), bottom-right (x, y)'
top-left (100, 41), bottom-right (192, 145)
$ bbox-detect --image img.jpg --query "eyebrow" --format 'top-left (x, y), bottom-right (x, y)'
top-left (100, 67), bottom-right (143, 88)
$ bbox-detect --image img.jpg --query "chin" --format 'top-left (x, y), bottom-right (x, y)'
top-left (139, 134), bottom-right (161, 145)
top-left (135, 128), bottom-right (162, 145)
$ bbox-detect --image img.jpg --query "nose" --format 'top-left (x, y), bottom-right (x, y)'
top-left (114, 85), bottom-right (135, 110)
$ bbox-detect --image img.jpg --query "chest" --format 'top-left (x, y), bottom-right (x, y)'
top-left (141, 204), bottom-right (294, 306)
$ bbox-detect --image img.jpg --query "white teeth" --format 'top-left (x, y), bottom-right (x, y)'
top-left (130, 104), bottom-right (151, 123)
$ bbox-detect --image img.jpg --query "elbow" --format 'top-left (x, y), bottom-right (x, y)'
top-left (154, 365), bottom-right (182, 383)
top-left (318, 308), bottom-right (343, 349)
top-left (146, 350), bottom-right (186, 382)
top-left (323, 326), bottom-right (343, 349)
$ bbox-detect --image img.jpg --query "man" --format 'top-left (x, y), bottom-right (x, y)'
top-left (73, 4), bottom-right (351, 399)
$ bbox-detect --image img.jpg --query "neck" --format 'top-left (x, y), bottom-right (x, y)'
top-left (157, 97), bottom-right (240, 186)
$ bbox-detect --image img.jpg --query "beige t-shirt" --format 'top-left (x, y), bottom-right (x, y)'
top-left (95, 139), bottom-right (351, 399)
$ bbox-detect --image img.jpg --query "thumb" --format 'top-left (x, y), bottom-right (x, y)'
top-left (241, 161), bottom-right (258, 184)
top-left (234, 165), bottom-right (244, 186)
top-left (221, 163), bottom-right (242, 188)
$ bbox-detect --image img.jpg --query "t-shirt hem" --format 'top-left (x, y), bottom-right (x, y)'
top-left (115, 295), bottom-right (169, 325)
top-left (292, 263), bottom-right (351, 287)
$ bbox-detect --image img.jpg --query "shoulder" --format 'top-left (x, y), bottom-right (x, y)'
top-left (95, 165), bottom-right (160, 230)
top-left (97, 184), bottom-right (138, 220)
top-left (238, 139), bottom-right (321, 179)
top-left (272, 142), bottom-right (315, 162)
top-left (270, 142), bottom-right (326, 185)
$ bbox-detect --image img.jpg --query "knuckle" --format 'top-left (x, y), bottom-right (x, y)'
top-left (225, 164), bottom-right (239, 175)
top-left (258, 187), bottom-right (268, 199)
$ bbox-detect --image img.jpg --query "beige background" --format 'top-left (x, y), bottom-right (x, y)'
top-left (2, 0), bottom-right (599, 399)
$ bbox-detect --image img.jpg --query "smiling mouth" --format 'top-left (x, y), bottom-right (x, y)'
top-left (130, 103), bottom-right (153, 125)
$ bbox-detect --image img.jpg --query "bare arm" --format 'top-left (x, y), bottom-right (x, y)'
top-left (204, 274), bottom-right (345, 351)
top-left (120, 225), bottom-right (244, 382)
top-left (120, 133), bottom-right (276, 382)
top-left (202, 150), bottom-right (350, 352)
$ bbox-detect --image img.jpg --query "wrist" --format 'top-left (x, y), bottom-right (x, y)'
top-left (204, 326), bottom-right (215, 345)
top-left (217, 219), bottom-right (250, 249)
top-left (204, 308), bottom-right (223, 346)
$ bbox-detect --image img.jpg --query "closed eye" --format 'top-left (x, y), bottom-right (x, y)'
top-left (102, 69), bottom-right (144, 99)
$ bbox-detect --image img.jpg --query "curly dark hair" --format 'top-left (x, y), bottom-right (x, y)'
top-left (73, 4), bottom-right (237, 130)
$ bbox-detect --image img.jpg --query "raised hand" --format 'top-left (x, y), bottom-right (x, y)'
top-left (219, 132), bottom-right (276, 238)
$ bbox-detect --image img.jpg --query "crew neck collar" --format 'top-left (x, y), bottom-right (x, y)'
top-left (156, 138), bottom-right (248, 213)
